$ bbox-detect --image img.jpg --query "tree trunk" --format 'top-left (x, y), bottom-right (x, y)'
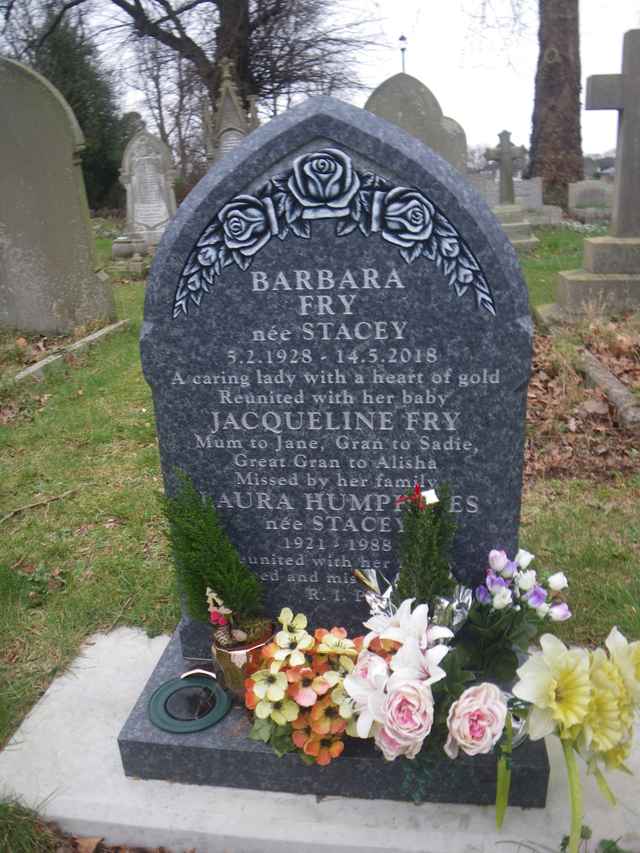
top-left (527, 0), bottom-right (583, 208)
top-left (214, 0), bottom-right (251, 108)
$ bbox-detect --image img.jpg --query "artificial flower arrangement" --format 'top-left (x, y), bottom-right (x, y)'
top-left (202, 482), bottom-right (637, 853)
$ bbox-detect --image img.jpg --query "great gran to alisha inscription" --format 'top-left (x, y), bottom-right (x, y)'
top-left (141, 97), bottom-right (532, 631)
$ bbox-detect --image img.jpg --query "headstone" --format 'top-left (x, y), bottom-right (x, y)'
top-left (545, 29), bottom-right (640, 319)
top-left (121, 96), bottom-right (546, 804)
top-left (515, 178), bottom-right (562, 226)
top-left (0, 57), bottom-right (115, 334)
top-left (365, 73), bottom-right (468, 172)
top-left (485, 130), bottom-right (526, 205)
top-left (112, 129), bottom-right (176, 258)
top-left (140, 96), bottom-right (532, 640)
top-left (568, 179), bottom-right (613, 211)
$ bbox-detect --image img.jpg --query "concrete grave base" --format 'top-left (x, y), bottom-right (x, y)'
top-left (492, 204), bottom-right (539, 253)
top-left (1, 629), bottom-right (640, 853)
top-left (118, 630), bottom-right (549, 806)
top-left (554, 236), bottom-right (640, 317)
top-left (556, 270), bottom-right (640, 315)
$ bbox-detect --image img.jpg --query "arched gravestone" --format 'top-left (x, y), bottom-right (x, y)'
top-left (365, 73), bottom-right (468, 173)
top-left (141, 96), bottom-right (531, 638)
top-left (119, 130), bottom-right (176, 250)
top-left (0, 58), bottom-right (115, 334)
top-left (122, 98), bottom-right (547, 803)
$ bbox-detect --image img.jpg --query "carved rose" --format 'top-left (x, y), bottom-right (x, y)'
top-left (288, 149), bottom-right (360, 212)
top-left (218, 195), bottom-right (277, 257)
top-left (381, 187), bottom-right (435, 249)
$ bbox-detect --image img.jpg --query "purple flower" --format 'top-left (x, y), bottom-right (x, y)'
top-left (526, 586), bottom-right (547, 609)
top-left (501, 560), bottom-right (518, 579)
top-left (549, 603), bottom-right (572, 622)
top-left (475, 585), bottom-right (491, 605)
top-left (486, 572), bottom-right (507, 593)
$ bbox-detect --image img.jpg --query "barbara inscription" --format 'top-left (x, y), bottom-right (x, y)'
top-left (142, 98), bottom-right (532, 630)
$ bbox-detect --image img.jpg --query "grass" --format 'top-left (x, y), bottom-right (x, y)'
top-left (521, 226), bottom-right (590, 307)
top-left (0, 800), bottom-right (62, 853)
top-left (0, 282), bottom-right (179, 746)
top-left (0, 224), bottom-right (638, 756)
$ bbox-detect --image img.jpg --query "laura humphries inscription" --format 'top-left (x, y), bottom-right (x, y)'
top-left (141, 97), bottom-right (532, 632)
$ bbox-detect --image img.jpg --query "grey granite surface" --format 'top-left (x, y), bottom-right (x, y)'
top-left (119, 631), bottom-right (549, 805)
top-left (141, 96), bottom-right (532, 634)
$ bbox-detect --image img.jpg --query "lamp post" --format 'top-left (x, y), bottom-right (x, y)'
top-left (399, 34), bottom-right (407, 73)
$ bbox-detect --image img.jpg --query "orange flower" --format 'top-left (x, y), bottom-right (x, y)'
top-left (310, 695), bottom-right (347, 735)
top-left (303, 732), bottom-right (345, 766)
top-left (286, 666), bottom-right (332, 707)
top-left (291, 712), bottom-right (313, 749)
top-left (315, 626), bottom-right (347, 643)
top-left (261, 641), bottom-right (279, 660)
top-left (244, 678), bottom-right (258, 710)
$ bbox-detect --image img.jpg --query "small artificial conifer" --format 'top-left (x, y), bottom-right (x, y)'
top-left (163, 472), bottom-right (263, 623)
top-left (395, 483), bottom-right (457, 609)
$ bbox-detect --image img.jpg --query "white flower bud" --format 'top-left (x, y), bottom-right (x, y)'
top-left (516, 570), bottom-right (537, 592)
top-left (536, 603), bottom-right (550, 619)
top-left (488, 550), bottom-right (508, 573)
top-left (515, 549), bottom-right (535, 569)
top-left (492, 587), bottom-right (513, 610)
top-left (421, 489), bottom-right (439, 505)
top-left (547, 572), bottom-right (568, 592)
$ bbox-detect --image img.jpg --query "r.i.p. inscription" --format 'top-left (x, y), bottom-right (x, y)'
top-left (142, 98), bottom-right (531, 632)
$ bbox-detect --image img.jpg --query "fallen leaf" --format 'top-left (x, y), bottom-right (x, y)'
top-left (74, 837), bottom-right (103, 853)
top-left (15, 336), bottom-right (28, 348)
top-left (580, 399), bottom-right (609, 416)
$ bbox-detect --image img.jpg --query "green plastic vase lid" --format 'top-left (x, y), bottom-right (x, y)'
top-left (148, 670), bottom-right (231, 734)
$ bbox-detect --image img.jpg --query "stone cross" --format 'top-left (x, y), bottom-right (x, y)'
top-left (586, 29), bottom-right (640, 237)
top-left (485, 130), bottom-right (526, 205)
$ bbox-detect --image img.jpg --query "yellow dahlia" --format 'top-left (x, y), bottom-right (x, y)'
top-left (513, 634), bottom-right (591, 739)
top-left (605, 627), bottom-right (640, 706)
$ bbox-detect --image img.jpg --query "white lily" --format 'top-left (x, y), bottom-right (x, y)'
top-left (364, 598), bottom-right (453, 650)
top-left (343, 651), bottom-right (389, 738)
top-left (389, 635), bottom-right (450, 686)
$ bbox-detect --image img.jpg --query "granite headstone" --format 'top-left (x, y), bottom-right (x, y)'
top-left (121, 97), bottom-right (546, 803)
top-left (141, 96), bottom-right (532, 639)
top-left (0, 57), bottom-right (115, 334)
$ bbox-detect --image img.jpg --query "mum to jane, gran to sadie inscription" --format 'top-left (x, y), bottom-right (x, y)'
top-left (141, 98), bottom-right (532, 632)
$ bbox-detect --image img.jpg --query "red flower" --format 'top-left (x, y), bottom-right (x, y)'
top-left (396, 483), bottom-right (426, 510)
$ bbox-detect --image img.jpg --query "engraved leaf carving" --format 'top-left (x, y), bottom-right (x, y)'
top-left (172, 149), bottom-right (497, 318)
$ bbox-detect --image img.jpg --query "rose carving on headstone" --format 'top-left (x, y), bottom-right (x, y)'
top-left (173, 148), bottom-right (496, 318)
top-left (288, 148), bottom-right (361, 218)
top-left (218, 195), bottom-right (279, 265)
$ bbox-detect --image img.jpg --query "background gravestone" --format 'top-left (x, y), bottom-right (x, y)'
top-left (112, 129), bottom-right (176, 258)
top-left (365, 73), bottom-right (468, 172)
top-left (0, 57), bottom-right (115, 334)
top-left (121, 97), bottom-right (546, 803)
top-left (140, 96), bottom-right (532, 638)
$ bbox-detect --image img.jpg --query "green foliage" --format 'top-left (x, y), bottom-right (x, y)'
top-left (456, 603), bottom-right (541, 683)
top-left (395, 484), bottom-right (457, 610)
top-left (249, 718), bottom-right (296, 758)
top-left (31, 12), bottom-right (125, 209)
top-left (163, 472), bottom-right (263, 622)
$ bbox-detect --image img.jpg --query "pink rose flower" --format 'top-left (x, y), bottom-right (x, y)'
top-left (444, 683), bottom-right (507, 759)
top-left (374, 679), bottom-right (434, 761)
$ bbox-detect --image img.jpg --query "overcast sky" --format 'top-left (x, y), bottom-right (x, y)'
top-left (349, 0), bottom-right (640, 155)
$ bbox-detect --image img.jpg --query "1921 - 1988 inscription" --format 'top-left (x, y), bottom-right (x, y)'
top-left (143, 119), bottom-right (531, 631)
